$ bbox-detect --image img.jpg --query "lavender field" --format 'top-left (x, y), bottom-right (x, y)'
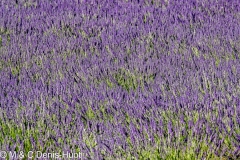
top-left (0, 0), bottom-right (239, 159)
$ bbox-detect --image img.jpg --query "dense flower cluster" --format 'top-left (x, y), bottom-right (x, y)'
top-left (0, 0), bottom-right (239, 159)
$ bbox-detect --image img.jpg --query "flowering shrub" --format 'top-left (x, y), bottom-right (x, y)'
top-left (0, 0), bottom-right (239, 159)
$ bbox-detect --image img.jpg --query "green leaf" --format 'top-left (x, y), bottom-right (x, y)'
top-left (86, 106), bottom-right (95, 120)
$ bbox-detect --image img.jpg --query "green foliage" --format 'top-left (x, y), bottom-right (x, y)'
top-left (114, 69), bottom-right (138, 92)
top-left (24, 139), bottom-right (32, 155)
top-left (138, 147), bottom-right (161, 160)
top-left (106, 78), bottom-right (114, 88)
top-left (83, 132), bottom-right (97, 148)
top-left (11, 66), bottom-right (21, 76)
top-left (86, 106), bottom-right (95, 120)
top-left (125, 113), bottom-right (130, 125)
top-left (192, 47), bottom-right (200, 57)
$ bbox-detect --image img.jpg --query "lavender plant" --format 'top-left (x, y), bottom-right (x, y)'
top-left (0, 0), bottom-right (239, 159)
